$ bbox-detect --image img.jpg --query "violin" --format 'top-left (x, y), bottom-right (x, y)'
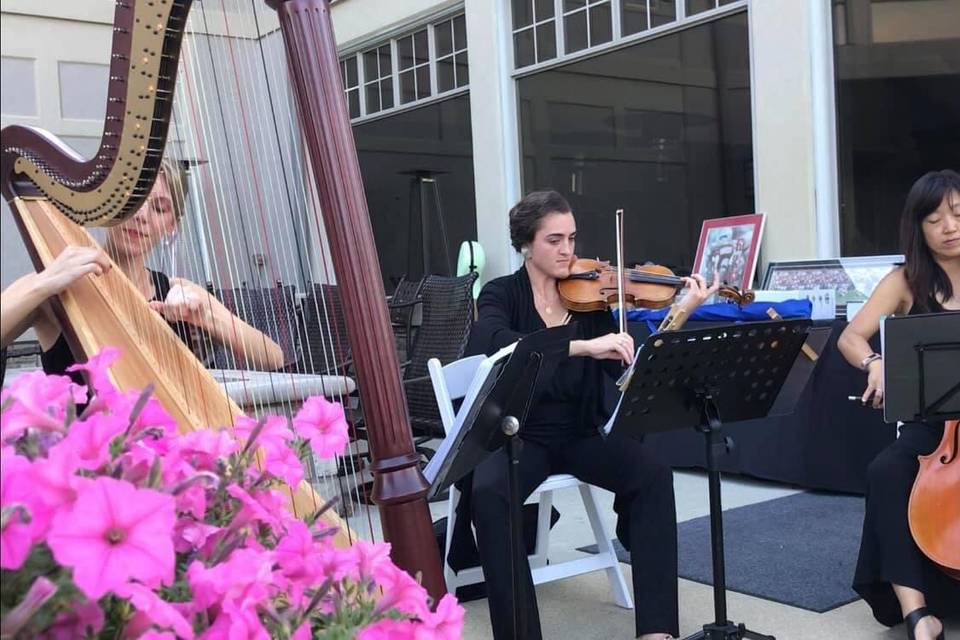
top-left (908, 418), bottom-right (960, 579)
top-left (558, 257), bottom-right (754, 312)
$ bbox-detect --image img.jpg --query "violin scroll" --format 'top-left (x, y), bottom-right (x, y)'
top-left (717, 285), bottom-right (755, 307)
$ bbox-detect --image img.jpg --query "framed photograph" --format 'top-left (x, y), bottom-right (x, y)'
top-left (762, 255), bottom-right (904, 317)
top-left (692, 213), bottom-right (766, 292)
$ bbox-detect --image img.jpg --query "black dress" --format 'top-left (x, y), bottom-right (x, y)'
top-left (852, 298), bottom-right (960, 626)
top-left (40, 269), bottom-right (198, 380)
top-left (463, 266), bottom-right (679, 640)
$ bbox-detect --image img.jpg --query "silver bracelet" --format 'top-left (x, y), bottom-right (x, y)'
top-left (859, 352), bottom-right (882, 371)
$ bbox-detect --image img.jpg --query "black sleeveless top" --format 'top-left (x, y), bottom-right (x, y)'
top-left (908, 295), bottom-right (945, 315)
top-left (40, 269), bottom-right (195, 379)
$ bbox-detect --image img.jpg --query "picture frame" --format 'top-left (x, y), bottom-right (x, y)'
top-left (692, 213), bottom-right (766, 293)
top-left (761, 255), bottom-right (905, 318)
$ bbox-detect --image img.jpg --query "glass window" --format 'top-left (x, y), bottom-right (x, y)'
top-left (833, 0), bottom-right (960, 255)
top-left (353, 95), bottom-right (478, 286)
top-left (563, 0), bottom-right (612, 54)
top-left (437, 15), bottom-right (470, 93)
top-left (340, 56), bottom-right (361, 119)
top-left (513, 0), bottom-right (558, 67)
top-left (651, 0), bottom-right (678, 28)
top-left (622, 0), bottom-right (650, 36)
top-left (517, 12), bottom-right (754, 273)
top-left (396, 30), bottom-right (430, 105)
top-left (687, 0), bottom-right (717, 16)
top-left (362, 44), bottom-right (393, 113)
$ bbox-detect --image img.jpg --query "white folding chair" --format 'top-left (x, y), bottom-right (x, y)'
top-left (427, 354), bottom-right (633, 608)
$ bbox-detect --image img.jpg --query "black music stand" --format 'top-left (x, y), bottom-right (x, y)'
top-left (882, 311), bottom-right (960, 423)
top-left (426, 325), bottom-right (576, 639)
top-left (607, 319), bottom-right (812, 640)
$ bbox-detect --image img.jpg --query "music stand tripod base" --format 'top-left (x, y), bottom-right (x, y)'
top-left (607, 320), bottom-right (811, 640)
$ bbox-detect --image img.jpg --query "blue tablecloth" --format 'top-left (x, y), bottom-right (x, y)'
top-left (623, 299), bottom-right (812, 333)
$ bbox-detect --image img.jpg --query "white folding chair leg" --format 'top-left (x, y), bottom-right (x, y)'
top-left (579, 484), bottom-right (634, 609)
top-left (444, 485), bottom-right (462, 591)
top-left (529, 490), bottom-right (554, 569)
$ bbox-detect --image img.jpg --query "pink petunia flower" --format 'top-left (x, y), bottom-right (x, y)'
top-left (0, 576), bottom-right (57, 637)
top-left (201, 601), bottom-right (270, 640)
top-left (66, 347), bottom-right (120, 400)
top-left (173, 429), bottom-right (238, 471)
top-left (415, 594), bottom-right (465, 640)
top-left (116, 581), bottom-right (195, 639)
top-left (47, 476), bottom-right (176, 599)
top-left (173, 518), bottom-right (219, 554)
top-left (136, 632), bottom-right (176, 640)
top-left (358, 619), bottom-right (419, 640)
top-left (186, 548), bottom-right (275, 612)
top-left (54, 412), bottom-right (127, 470)
top-left (292, 396), bottom-right (349, 459)
top-left (1, 371), bottom-right (86, 440)
top-left (40, 600), bottom-right (105, 640)
top-left (373, 564), bottom-right (431, 619)
top-left (233, 415), bottom-right (294, 455)
top-left (350, 539), bottom-right (393, 583)
top-left (27, 447), bottom-right (90, 531)
top-left (0, 450), bottom-right (44, 569)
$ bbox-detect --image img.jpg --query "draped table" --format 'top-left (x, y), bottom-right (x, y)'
top-left (629, 320), bottom-right (893, 495)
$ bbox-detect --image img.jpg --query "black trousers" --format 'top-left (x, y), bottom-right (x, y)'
top-left (471, 431), bottom-right (679, 639)
top-left (853, 422), bottom-right (960, 626)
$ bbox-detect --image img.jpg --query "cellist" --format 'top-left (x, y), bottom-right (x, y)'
top-left (838, 169), bottom-right (960, 640)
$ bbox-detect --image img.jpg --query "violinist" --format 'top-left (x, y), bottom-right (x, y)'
top-left (838, 169), bottom-right (960, 640)
top-left (465, 190), bottom-right (719, 640)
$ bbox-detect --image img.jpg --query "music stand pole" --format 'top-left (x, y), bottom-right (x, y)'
top-left (501, 415), bottom-right (527, 638)
top-left (606, 319), bottom-right (813, 640)
top-left (687, 392), bottom-right (773, 640)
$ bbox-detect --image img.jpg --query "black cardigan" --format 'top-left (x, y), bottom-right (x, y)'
top-left (466, 265), bottom-right (622, 434)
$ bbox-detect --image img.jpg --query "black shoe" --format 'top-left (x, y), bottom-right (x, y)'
top-left (904, 607), bottom-right (945, 640)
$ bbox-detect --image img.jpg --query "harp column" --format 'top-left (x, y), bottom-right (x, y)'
top-left (265, 0), bottom-right (445, 598)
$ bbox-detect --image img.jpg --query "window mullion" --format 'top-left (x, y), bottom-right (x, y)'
top-left (612, 0), bottom-right (623, 39)
top-left (427, 23), bottom-right (439, 96)
top-left (389, 39), bottom-right (399, 111)
top-left (555, 0), bottom-right (565, 56)
top-left (356, 53), bottom-right (367, 118)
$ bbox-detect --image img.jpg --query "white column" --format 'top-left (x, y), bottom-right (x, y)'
top-left (749, 0), bottom-right (819, 265)
top-left (809, 0), bottom-right (841, 258)
top-left (464, 0), bottom-right (522, 281)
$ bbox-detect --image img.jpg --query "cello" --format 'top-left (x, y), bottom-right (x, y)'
top-left (908, 418), bottom-right (960, 580)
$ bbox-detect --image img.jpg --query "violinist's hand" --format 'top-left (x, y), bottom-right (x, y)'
top-left (572, 332), bottom-right (634, 364)
top-left (149, 278), bottom-right (219, 329)
top-left (677, 273), bottom-right (721, 314)
top-left (861, 358), bottom-right (884, 409)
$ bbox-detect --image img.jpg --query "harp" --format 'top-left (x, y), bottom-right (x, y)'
top-left (0, 0), bottom-right (445, 597)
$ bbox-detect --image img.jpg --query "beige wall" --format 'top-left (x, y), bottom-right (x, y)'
top-left (749, 0), bottom-right (819, 267)
top-left (2, 0), bottom-right (835, 290)
top-left (331, 0), bottom-right (458, 48)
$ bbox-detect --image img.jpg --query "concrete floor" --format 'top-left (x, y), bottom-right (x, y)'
top-left (349, 469), bottom-right (957, 640)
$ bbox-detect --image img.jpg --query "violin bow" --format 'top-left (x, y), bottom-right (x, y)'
top-left (615, 208), bottom-right (626, 333)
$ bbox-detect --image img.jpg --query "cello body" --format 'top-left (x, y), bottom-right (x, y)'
top-left (908, 419), bottom-right (960, 580)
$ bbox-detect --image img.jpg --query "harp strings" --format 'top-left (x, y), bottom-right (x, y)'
top-left (170, 0), bottom-right (377, 539)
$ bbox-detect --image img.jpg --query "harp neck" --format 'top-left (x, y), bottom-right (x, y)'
top-left (0, 0), bottom-right (193, 226)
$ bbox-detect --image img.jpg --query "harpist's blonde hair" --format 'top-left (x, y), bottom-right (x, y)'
top-left (158, 158), bottom-right (189, 220)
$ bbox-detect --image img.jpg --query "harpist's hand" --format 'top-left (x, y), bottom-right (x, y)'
top-left (149, 278), bottom-right (218, 329)
top-left (574, 332), bottom-right (634, 364)
top-left (37, 246), bottom-right (111, 296)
